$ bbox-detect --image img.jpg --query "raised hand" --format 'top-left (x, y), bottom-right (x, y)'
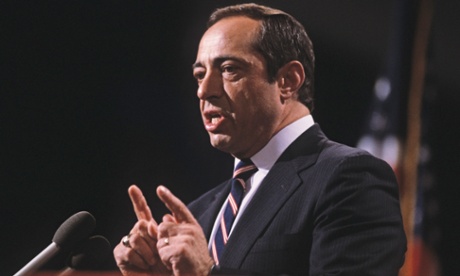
top-left (114, 185), bottom-right (170, 275)
top-left (156, 185), bottom-right (214, 276)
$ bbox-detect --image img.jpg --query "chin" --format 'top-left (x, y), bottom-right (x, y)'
top-left (209, 133), bottom-right (233, 152)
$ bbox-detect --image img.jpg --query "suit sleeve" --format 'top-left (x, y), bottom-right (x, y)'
top-left (309, 153), bottom-right (406, 276)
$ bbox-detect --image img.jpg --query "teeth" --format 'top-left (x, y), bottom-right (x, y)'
top-left (211, 117), bottom-right (219, 124)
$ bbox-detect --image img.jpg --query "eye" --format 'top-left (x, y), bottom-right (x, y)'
top-left (220, 63), bottom-right (243, 81)
top-left (221, 65), bottom-right (236, 74)
top-left (193, 68), bottom-right (205, 82)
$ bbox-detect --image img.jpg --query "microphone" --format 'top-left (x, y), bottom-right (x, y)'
top-left (58, 235), bottom-right (112, 275)
top-left (13, 211), bottom-right (96, 276)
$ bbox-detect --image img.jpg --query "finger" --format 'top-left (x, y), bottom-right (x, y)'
top-left (120, 221), bottom-right (159, 267)
top-left (114, 240), bottom-right (151, 271)
top-left (128, 185), bottom-right (155, 223)
top-left (136, 220), bottom-right (158, 250)
top-left (157, 244), bottom-right (174, 271)
top-left (156, 185), bottom-right (196, 223)
top-left (147, 220), bottom-right (159, 239)
top-left (129, 232), bottom-right (158, 266)
top-left (157, 221), bottom-right (177, 239)
top-left (162, 214), bottom-right (177, 223)
top-left (156, 234), bottom-right (173, 250)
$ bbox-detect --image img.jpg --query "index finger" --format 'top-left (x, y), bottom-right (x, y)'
top-left (128, 185), bottom-right (154, 222)
top-left (156, 185), bottom-right (196, 224)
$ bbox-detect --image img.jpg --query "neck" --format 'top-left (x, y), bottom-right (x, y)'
top-left (232, 102), bottom-right (310, 160)
top-left (275, 101), bottom-right (310, 135)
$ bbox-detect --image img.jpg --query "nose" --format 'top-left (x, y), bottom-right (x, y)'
top-left (197, 71), bottom-right (222, 100)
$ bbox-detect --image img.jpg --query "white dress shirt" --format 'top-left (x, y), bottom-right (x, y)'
top-left (208, 115), bottom-right (315, 247)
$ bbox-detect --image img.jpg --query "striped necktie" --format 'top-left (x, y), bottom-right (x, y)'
top-left (211, 159), bottom-right (258, 265)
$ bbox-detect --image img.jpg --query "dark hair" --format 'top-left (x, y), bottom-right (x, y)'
top-left (208, 3), bottom-right (315, 110)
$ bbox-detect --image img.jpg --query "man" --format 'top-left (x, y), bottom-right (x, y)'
top-left (114, 3), bottom-right (406, 275)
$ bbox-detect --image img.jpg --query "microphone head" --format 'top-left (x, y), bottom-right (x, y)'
top-left (67, 235), bottom-right (112, 270)
top-left (52, 211), bottom-right (96, 250)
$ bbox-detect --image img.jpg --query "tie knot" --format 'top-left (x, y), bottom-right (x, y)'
top-left (233, 159), bottom-right (258, 180)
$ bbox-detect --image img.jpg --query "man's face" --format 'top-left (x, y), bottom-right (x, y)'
top-left (193, 16), bottom-right (283, 158)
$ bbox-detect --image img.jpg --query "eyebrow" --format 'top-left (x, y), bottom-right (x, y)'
top-left (192, 55), bottom-right (246, 70)
top-left (192, 62), bottom-right (203, 70)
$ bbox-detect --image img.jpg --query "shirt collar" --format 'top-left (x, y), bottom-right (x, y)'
top-left (235, 115), bottom-right (314, 172)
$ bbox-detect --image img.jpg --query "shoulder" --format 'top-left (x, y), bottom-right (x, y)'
top-left (294, 124), bottom-right (393, 175)
top-left (284, 123), bottom-right (390, 169)
top-left (318, 139), bottom-right (394, 177)
top-left (291, 130), bottom-right (399, 201)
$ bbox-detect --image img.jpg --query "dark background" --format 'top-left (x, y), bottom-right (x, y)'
top-left (2, 0), bottom-right (459, 275)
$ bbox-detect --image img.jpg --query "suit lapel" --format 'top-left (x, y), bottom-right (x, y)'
top-left (194, 181), bottom-right (231, 239)
top-left (220, 124), bottom-right (327, 267)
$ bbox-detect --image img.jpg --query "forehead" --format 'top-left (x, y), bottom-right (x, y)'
top-left (196, 16), bottom-right (261, 62)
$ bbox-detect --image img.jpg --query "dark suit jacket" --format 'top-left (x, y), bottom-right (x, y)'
top-left (188, 124), bottom-right (407, 276)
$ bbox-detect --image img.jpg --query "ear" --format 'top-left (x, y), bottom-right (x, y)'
top-left (276, 61), bottom-right (305, 101)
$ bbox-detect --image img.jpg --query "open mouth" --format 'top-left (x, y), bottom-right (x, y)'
top-left (203, 109), bottom-right (225, 131)
top-left (210, 114), bottom-right (222, 124)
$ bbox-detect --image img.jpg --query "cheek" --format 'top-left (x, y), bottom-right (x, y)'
top-left (225, 79), bottom-right (279, 116)
top-left (240, 95), bottom-right (278, 131)
top-left (222, 79), bottom-right (242, 98)
top-left (251, 89), bottom-right (282, 124)
top-left (250, 84), bottom-right (280, 111)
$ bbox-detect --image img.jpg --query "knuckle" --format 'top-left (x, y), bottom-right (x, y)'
top-left (138, 221), bottom-right (148, 231)
top-left (160, 253), bottom-right (170, 264)
top-left (126, 248), bottom-right (137, 260)
top-left (130, 234), bottom-right (140, 247)
top-left (157, 223), bottom-right (167, 234)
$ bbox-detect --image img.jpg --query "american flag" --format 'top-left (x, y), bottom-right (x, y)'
top-left (356, 0), bottom-right (439, 275)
